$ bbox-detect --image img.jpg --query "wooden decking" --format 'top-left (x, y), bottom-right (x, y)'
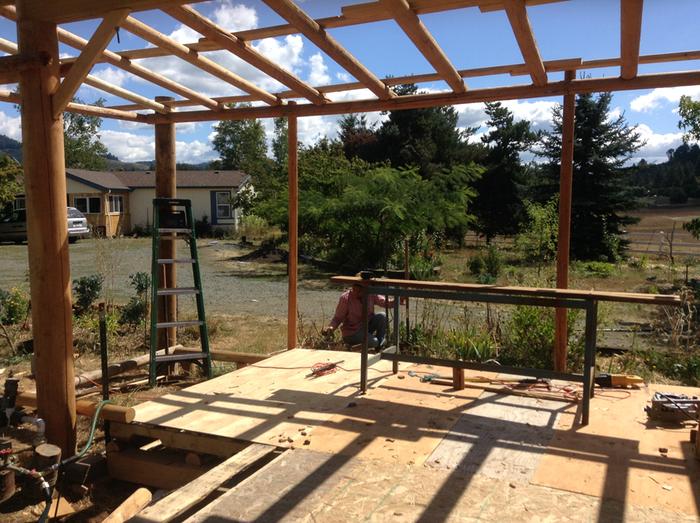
top-left (112, 349), bottom-right (700, 522)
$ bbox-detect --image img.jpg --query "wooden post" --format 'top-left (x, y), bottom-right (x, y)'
top-left (287, 102), bottom-right (298, 349)
top-left (155, 96), bottom-right (176, 351)
top-left (16, 1), bottom-right (76, 456)
top-left (554, 70), bottom-right (576, 372)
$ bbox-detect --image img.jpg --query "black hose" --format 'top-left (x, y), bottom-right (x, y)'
top-left (36, 479), bottom-right (52, 523)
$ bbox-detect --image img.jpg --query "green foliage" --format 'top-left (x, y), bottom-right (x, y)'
top-left (472, 102), bottom-right (536, 239)
top-left (194, 215), bottom-right (212, 237)
top-left (578, 261), bottom-right (616, 278)
top-left (73, 274), bottom-right (104, 314)
top-left (237, 214), bottom-right (270, 240)
top-left (537, 92), bottom-right (642, 261)
top-left (467, 245), bottom-right (503, 281)
top-left (683, 217), bottom-right (700, 240)
top-left (272, 117), bottom-right (288, 170)
top-left (129, 272), bottom-right (150, 296)
top-left (468, 255), bottom-right (485, 276)
top-left (211, 104), bottom-right (269, 177)
top-left (678, 95), bottom-right (700, 143)
top-left (119, 272), bottom-right (150, 326)
top-left (0, 287), bottom-right (29, 325)
top-left (0, 155), bottom-right (22, 207)
top-left (631, 143), bottom-right (700, 201)
top-left (515, 198), bottom-right (559, 270)
top-left (63, 98), bottom-right (109, 169)
top-left (627, 255), bottom-right (648, 270)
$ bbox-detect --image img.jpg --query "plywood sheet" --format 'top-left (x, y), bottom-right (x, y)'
top-left (185, 448), bottom-right (696, 523)
top-left (532, 384), bottom-right (700, 516)
top-left (130, 349), bottom-right (396, 447)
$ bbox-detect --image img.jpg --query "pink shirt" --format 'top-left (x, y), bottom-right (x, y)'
top-left (330, 289), bottom-right (391, 337)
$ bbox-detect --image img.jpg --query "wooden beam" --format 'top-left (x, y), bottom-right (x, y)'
top-left (288, 102), bottom-right (298, 350)
top-left (144, 70), bottom-right (700, 124)
top-left (53, 9), bottom-right (130, 117)
top-left (620, 0), bottom-right (644, 79)
top-left (164, 5), bottom-right (326, 106)
top-left (16, 0), bottom-right (76, 456)
top-left (155, 96), bottom-right (177, 352)
top-left (554, 70), bottom-right (575, 373)
top-left (121, 15), bottom-right (280, 106)
top-left (504, 0), bottom-right (548, 86)
top-left (0, 51), bottom-right (50, 75)
top-left (0, 4), bottom-right (221, 110)
top-left (343, 0), bottom-right (567, 20)
top-left (379, 0), bottom-right (466, 93)
top-left (263, 0), bottom-right (395, 100)
top-left (16, 0), bottom-right (207, 23)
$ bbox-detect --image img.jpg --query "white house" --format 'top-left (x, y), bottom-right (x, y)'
top-left (62, 169), bottom-right (250, 236)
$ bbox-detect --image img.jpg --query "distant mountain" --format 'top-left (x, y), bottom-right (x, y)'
top-left (0, 134), bottom-right (22, 162)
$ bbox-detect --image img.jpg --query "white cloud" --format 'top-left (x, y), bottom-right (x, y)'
top-left (632, 123), bottom-right (685, 160)
top-left (168, 1), bottom-right (257, 43)
top-left (630, 86), bottom-right (700, 112)
top-left (100, 129), bottom-right (215, 164)
top-left (0, 110), bottom-right (21, 141)
top-left (176, 139), bottom-right (217, 163)
top-left (254, 35), bottom-right (303, 74)
top-left (91, 67), bottom-right (130, 87)
top-left (308, 53), bottom-right (330, 86)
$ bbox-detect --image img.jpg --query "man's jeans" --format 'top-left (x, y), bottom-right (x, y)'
top-left (342, 312), bottom-right (387, 348)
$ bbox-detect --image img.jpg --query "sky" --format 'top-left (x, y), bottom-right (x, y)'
top-left (1, 0), bottom-right (699, 165)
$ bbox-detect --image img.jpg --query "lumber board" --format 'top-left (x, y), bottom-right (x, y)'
top-left (131, 443), bottom-right (277, 522)
top-left (621, 0), bottom-right (644, 79)
top-left (103, 488), bottom-right (152, 523)
top-left (107, 447), bottom-right (207, 490)
top-left (330, 276), bottom-right (682, 306)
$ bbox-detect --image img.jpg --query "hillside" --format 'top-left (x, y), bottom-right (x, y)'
top-left (0, 134), bottom-right (22, 162)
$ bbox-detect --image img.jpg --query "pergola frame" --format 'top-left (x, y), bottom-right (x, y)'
top-left (0, 0), bottom-right (690, 454)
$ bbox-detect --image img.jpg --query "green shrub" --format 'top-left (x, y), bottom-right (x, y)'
top-left (467, 255), bottom-right (485, 276)
top-left (238, 214), bottom-right (269, 240)
top-left (580, 261), bottom-right (615, 278)
top-left (483, 245), bottom-right (503, 278)
top-left (194, 215), bottom-right (212, 237)
top-left (129, 272), bottom-right (150, 296)
top-left (73, 274), bottom-right (104, 314)
top-left (628, 256), bottom-right (648, 270)
top-left (119, 272), bottom-right (150, 326)
top-left (0, 288), bottom-right (29, 325)
top-left (410, 254), bottom-right (438, 281)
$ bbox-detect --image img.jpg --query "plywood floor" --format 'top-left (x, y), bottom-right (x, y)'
top-left (127, 349), bottom-right (700, 521)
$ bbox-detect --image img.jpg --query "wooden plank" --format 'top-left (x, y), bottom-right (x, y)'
top-left (164, 5), bottom-right (326, 106)
top-left (504, 0), bottom-right (547, 86)
top-left (107, 447), bottom-right (206, 490)
top-left (53, 9), bottom-right (130, 117)
top-left (103, 488), bottom-right (152, 523)
top-left (329, 276), bottom-right (682, 306)
top-left (120, 15), bottom-right (279, 106)
top-left (173, 346), bottom-right (276, 365)
top-left (144, 70), bottom-right (700, 124)
top-left (380, 0), bottom-right (465, 93)
top-left (16, 0), bottom-right (207, 23)
top-left (263, 0), bottom-right (395, 100)
top-left (109, 422), bottom-right (249, 457)
top-left (620, 0), bottom-right (644, 79)
top-left (131, 444), bottom-right (276, 522)
top-left (288, 105), bottom-right (298, 349)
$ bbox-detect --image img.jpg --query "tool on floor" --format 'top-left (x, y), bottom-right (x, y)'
top-left (149, 198), bottom-right (211, 387)
top-left (309, 361), bottom-right (345, 378)
top-left (594, 373), bottom-right (644, 388)
top-left (645, 392), bottom-right (700, 423)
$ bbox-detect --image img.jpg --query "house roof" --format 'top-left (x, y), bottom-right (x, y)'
top-left (65, 169), bottom-right (249, 191)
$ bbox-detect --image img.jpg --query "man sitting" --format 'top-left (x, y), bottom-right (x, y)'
top-left (322, 281), bottom-right (395, 348)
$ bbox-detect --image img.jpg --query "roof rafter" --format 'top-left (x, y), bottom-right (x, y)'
top-left (379, 0), bottom-right (466, 93)
top-left (504, 0), bottom-right (547, 86)
top-left (263, 0), bottom-right (395, 100)
top-left (14, 0), bottom-right (207, 23)
top-left (620, 0), bottom-right (643, 79)
top-left (52, 9), bottom-right (131, 118)
top-left (120, 15), bottom-right (281, 106)
top-left (0, 4), bottom-right (221, 110)
top-left (164, 4), bottom-right (327, 105)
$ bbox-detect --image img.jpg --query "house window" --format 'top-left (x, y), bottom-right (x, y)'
top-left (13, 197), bottom-right (25, 211)
top-left (109, 195), bottom-right (123, 214)
top-left (74, 196), bottom-right (101, 214)
top-left (216, 191), bottom-right (232, 220)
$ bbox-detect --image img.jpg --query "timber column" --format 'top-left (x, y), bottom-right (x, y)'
top-left (554, 71), bottom-right (576, 372)
top-left (155, 96), bottom-right (176, 350)
top-left (17, 1), bottom-right (76, 455)
top-left (287, 104), bottom-right (298, 349)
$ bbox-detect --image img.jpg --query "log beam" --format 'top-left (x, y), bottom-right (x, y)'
top-left (53, 9), bottom-right (130, 117)
top-left (164, 5), bottom-right (327, 106)
top-left (504, 0), bottom-right (548, 86)
top-left (263, 0), bottom-right (395, 100)
top-left (287, 102), bottom-right (298, 349)
top-left (554, 70), bottom-right (575, 372)
top-left (15, 0), bottom-right (207, 23)
top-left (120, 15), bottom-right (280, 106)
top-left (379, 0), bottom-right (466, 93)
top-left (16, 0), bottom-right (76, 455)
top-left (620, 0), bottom-right (644, 79)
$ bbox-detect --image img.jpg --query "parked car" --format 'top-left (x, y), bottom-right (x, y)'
top-left (0, 207), bottom-right (90, 244)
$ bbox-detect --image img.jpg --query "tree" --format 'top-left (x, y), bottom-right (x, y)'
top-left (0, 154), bottom-right (22, 211)
top-left (679, 95), bottom-right (700, 142)
top-left (63, 98), bottom-right (109, 169)
top-left (538, 92), bottom-right (643, 261)
top-left (472, 102), bottom-right (536, 240)
top-left (271, 116), bottom-right (288, 171)
top-left (211, 104), bottom-right (268, 176)
top-left (515, 198), bottom-right (559, 275)
top-left (338, 113), bottom-right (377, 160)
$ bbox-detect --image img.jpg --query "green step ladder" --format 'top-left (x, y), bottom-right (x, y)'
top-left (149, 198), bottom-right (212, 387)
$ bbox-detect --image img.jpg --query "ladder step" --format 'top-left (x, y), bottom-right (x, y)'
top-left (157, 258), bottom-right (196, 264)
top-left (155, 352), bottom-right (208, 364)
top-left (156, 320), bottom-right (203, 329)
top-left (158, 228), bottom-right (192, 234)
top-left (157, 287), bottom-right (200, 296)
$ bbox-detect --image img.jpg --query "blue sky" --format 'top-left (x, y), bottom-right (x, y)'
top-left (1, 0), bottom-right (699, 164)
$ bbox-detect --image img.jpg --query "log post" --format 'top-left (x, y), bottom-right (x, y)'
top-left (287, 103), bottom-right (298, 349)
top-left (155, 96), bottom-right (176, 351)
top-left (554, 70), bottom-right (576, 372)
top-left (16, 1), bottom-right (76, 456)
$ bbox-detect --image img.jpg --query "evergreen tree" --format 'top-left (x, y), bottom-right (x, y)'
top-left (63, 98), bottom-right (109, 169)
top-left (211, 104), bottom-right (268, 176)
top-left (472, 102), bottom-right (536, 240)
top-left (271, 117), bottom-right (288, 171)
top-left (337, 113), bottom-right (377, 160)
top-left (538, 92), bottom-right (642, 260)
